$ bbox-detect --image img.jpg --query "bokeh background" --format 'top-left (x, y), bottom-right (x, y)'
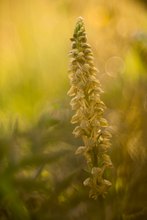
top-left (0, 0), bottom-right (147, 219)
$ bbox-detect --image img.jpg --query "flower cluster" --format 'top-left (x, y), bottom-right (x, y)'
top-left (68, 17), bottom-right (112, 199)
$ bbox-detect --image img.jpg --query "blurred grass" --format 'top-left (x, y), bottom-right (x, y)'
top-left (0, 1), bottom-right (147, 219)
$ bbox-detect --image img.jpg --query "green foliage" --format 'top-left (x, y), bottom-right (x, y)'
top-left (0, 1), bottom-right (147, 219)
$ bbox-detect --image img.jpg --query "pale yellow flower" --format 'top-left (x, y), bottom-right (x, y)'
top-left (68, 17), bottom-right (112, 199)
